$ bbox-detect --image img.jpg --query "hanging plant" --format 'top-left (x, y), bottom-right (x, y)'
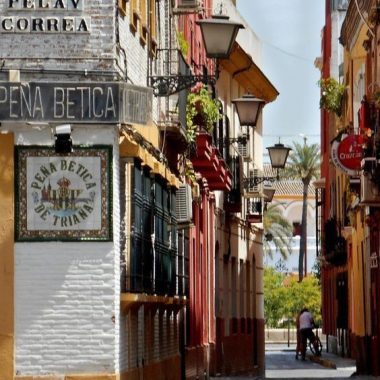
top-left (186, 83), bottom-right (221, 142)
top-left (184, 159), bottom-right (197, 186)
top-left (318, 77), bottom-right (345, 116)
top-left (176, 31), bottom-right (189, 57)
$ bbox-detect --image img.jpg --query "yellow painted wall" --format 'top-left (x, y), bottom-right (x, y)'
top-left (349, 23), bottom-right (367, 338)
top-left (0, 133), bottom-right (14, 380)
top-left (134, 123), bottom-right (160, 147)
top-left (342, 24), bottom-right (367, 124)
top-left (339, 21), bottom-right (368, 339)
top-left (349, 223), bottom-right (366, 336)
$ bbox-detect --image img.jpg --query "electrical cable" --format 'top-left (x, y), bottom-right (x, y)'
top-left (261, 39), bottom-right (316, 63)
top-left (354, 0), bottom-right (375, 38)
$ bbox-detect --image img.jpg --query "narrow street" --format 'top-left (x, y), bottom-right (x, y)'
top-left (212, 343), bottom-right (380, 380)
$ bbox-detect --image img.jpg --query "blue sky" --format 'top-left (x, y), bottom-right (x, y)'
top-left (236, 1), bottom-right (325, 149)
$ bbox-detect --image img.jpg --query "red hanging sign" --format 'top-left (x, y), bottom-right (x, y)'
top-left (331, 134), bottom-right (363, 176)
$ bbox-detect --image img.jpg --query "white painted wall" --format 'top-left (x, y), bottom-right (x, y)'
top-left (264, 198), bottom-right (317, 275)
top-left (9, 124), bottom-right (121, 375)
top-left (15, 243), bottom-right (117, 375)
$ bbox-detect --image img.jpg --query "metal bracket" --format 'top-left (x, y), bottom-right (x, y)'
top-left (215, 135), bottom-right (248, 147)
top-left (243, 175), bottom-right (276, 189)
top-left (150, 74), bottom-right (216, 96)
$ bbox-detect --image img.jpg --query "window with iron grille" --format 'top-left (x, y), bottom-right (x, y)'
top-left (225, 156), bottom-right (242, 213)
top-left (177, 228), bottom-right (189, 297)
top-left (126, 159), bottom-right (178, 295)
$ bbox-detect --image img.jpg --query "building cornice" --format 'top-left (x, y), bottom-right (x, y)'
top-left (219, 42), bottom-right (279, 103)
top-left (340, 0), bottom-right (374, 49)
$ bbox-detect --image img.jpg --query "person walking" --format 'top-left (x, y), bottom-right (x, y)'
top-left (295, 311), bottom-right (302, 360)
top-left (298, 307), bottom-right (316, 360)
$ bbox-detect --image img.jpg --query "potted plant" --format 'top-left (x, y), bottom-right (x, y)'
top-left (186, 83), bottom-right (221, 143)
top-left (318, 77), bottom-right (345, 117)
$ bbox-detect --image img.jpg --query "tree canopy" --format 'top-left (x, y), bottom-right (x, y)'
top-left (263, 203), bottom-right (293, 260)
top-left (264, 267), bottom-right (321, 327)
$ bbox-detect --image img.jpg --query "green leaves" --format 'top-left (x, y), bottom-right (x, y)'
top-left (176, 31), bottom-right (189, 57)
top-left (264, 268), bottom-right (322, 327)
top-left (263, 203), bottom-right (293, 260)
top-left (186, 84), bottom-right (221, 141)
top-left (318, 77), bottom-right (345, 116)
top-left (285, 141), bottom-right (320, 183)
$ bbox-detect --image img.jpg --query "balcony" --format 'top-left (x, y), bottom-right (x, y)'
top-left (190, 132), bottom-right (232, 191)
top-left (155, 49), bottom-right (190, 167)
top-left (246, 198), bottom-right (263, 224)
top-left (224, 156), bottom-right (243, 213)
top-left (324, 218), bottom-right (347, 266)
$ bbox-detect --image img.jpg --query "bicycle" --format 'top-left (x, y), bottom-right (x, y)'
top-left (308, 325), bottom-right (323, 357)
top-left (295, 325), bottom-right (323, 359)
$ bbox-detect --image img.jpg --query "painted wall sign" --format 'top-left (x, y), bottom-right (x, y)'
top-left (331, 134), bottom-right (364, 176)
top-left (15, 146), bottom-right (112, 241)
top-left (0, 82), bottom-right (153, 125)
top-left (0, 0), bottom-right (90, 34)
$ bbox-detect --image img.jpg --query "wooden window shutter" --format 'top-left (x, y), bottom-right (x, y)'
top-left (118, 0), bottom-right (127, 16)
top-left (130, 0), bottom-right (140, 32)
top-left (149, 0), bottom-right (157, 56)
top-left (140, 0), bottom-right (148, 45)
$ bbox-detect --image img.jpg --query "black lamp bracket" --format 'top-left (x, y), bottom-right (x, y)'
top-left (216, 134), bottom-right (248, 147)
top-left (243, 174), bottom-right (278, 189)
top-left (150, 73), bottom-right (217, 97)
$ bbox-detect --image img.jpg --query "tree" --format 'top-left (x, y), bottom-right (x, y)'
top-left (263, 268), bottom-right (321, 327)
top-left (284, 140), bottom-right (320, 282)
top-left (286, 275), bottom-right (322, 326)
top-left (263, 267), bottom-right (288, 327)
top-left (263, 203), bottom-right (293, 260)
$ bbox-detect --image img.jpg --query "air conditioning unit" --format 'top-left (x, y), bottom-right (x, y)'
top-left (237, 134), bottom-right (249, 161)
top-left (176, 184), bottom-right (193, 223)
top-left (177, 0), bottom-right (200, 8)
top-left (360, 173), bottom-right (380, 206)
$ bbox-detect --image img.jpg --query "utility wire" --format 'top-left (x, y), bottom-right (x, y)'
top-left (261, 39), bottom-right (316, 63)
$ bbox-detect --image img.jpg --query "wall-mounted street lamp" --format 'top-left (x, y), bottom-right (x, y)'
top-left (243, 143), bottom-right (291, 189)
top-left (196, 15), bottom-right (243, 59)
top-left (263, 186), bottom-right (276, 203)
top-left (150, 14), bottom-right (244, 96)
top-left (229, 93), bottom-right (290, 189)
top-left (267, 142), bottom-right (292, 171)
top-left (263, 186), bottom-right (276, 211)
top-left (229, 94), bottom-right (266, 146)
top-left (232, 94), bottom-right (265, 127)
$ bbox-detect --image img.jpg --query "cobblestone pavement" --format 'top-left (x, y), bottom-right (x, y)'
top-left (211, 343), bottom-right (380, 379)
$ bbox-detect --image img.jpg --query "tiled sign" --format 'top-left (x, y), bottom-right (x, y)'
top-left (15, 146), bottom-right (112, 241)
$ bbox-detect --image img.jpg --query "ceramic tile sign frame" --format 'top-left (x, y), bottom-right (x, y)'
top-left (15, 146), bottom-right (112, 241)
